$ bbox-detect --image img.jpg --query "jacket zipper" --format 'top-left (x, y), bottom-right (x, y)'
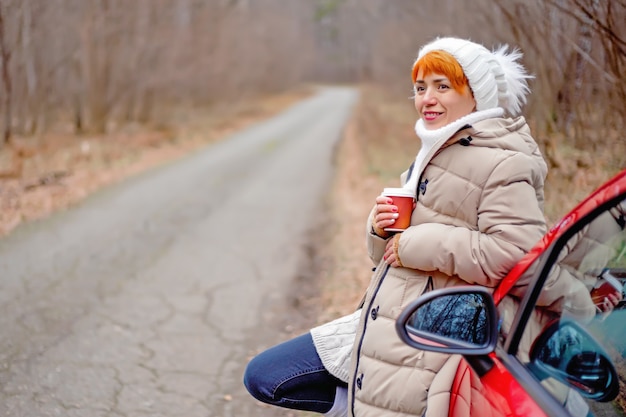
top-left (350, 263), bottom-right (390, 415)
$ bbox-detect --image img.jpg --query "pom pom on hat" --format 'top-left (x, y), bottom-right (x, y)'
top-left (416, 37), bottom-right (533, 115)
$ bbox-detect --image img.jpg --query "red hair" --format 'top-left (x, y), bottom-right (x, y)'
top-left (411, 50), bottom-right (470, 94)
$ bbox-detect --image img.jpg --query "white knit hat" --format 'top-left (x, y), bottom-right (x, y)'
top-left (416, 37), bottom-right (532, 115)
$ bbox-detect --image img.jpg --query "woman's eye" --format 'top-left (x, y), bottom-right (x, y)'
top-left (438, 84), bottom-right (450, 90)
top-left (415, 86), bottom-right (425, 93)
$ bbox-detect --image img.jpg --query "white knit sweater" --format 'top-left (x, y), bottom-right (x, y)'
top-left (310, 309), bottom-right (362, 383)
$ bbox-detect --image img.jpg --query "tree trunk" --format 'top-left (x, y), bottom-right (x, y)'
top-left (20, 0), bottom-right (39, 135)
top-left (0, 3), bottom-right (12, 147)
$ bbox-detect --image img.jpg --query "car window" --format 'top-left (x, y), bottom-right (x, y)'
top-left (512, 197), bottom-right (626, 417)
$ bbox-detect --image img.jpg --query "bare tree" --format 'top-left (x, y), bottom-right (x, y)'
top-left (0, 0), bottom-right (621, 157)
top-left (0, 0), bottom-right (11, 146)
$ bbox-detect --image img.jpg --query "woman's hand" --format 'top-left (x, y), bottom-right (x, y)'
top-left (372, 195), bottom-right (399, 237)
top-left (383, 235), bottom-right (403, 267)
top-left (595, 291), bottom-right (622, 314)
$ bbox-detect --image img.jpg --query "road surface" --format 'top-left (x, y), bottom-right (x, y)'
top-left (0, 86), bottom-right (359, 417)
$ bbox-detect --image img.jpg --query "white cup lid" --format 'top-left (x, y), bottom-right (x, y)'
top-left (382, 187), bottom-right (415, 198)
top-left (600, 270), bottom-right (623, 291)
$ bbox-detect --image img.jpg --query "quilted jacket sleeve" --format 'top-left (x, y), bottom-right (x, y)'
top-left (365, 205), bottom-right (390, 265)
top-left (396, 152), bottom-right (546, 287)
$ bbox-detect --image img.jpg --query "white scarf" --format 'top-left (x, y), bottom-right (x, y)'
top-left (404, 108), bottom-right (504, 195)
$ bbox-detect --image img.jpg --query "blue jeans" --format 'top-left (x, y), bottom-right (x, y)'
top-left (243, 332), bottom-right (346, 413)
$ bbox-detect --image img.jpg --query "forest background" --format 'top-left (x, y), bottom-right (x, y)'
top-left (0, 0), bottom-right (625, 318)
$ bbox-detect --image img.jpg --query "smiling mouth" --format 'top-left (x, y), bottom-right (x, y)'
top-left (423, 112), bottom-right (442, 120)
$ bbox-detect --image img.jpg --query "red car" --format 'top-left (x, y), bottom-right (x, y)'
top-left (396, 169), bottom-right (626, 417)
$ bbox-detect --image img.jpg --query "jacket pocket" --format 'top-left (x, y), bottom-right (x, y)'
top-left (390, 274), bottom-right (434, 318)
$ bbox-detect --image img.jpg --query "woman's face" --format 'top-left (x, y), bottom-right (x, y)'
top-left (413, 69), bottom-right (476, 130)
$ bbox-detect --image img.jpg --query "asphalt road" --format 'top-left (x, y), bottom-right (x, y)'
top-left (0, 86), bottom-right (359, 417)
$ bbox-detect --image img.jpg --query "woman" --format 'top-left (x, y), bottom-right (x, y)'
top-left (351, 36), bottom-right (548, 417)
top-left (244, 37), bottom-right (548, 417)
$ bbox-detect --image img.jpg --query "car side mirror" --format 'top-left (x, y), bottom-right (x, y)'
top-left (529, 319), bottom-right (619, 402)
top-left (395, 286), bottom-right (499, 356)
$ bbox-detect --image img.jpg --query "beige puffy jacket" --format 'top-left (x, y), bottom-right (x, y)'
top-left (348, 117), bottom-right (548, 417)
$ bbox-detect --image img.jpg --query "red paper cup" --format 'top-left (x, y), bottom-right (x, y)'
top-left (382, 188), bottom-right (415, 232)
top-left (591, 270), bottom-right (623, 305)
